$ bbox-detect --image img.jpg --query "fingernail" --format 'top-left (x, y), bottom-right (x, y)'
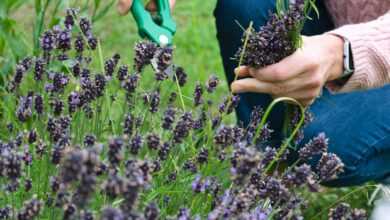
top-left (234, 67), bottom-right (240, 75)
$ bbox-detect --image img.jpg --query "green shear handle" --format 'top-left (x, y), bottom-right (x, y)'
top-left (131, 0), bottom-right (176, 45)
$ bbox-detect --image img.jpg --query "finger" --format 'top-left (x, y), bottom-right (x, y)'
top-left (146, 0), bottom-right (176, 12)
top-left (231, 78), bottom-right (273, 94)
top-left (248, 50), bottom-right (314, 82)
top-left (146, 1), bottom-right (157, 11)
top-left (117, 0), bottom-right (133, 15)
top-left (275, 88), bottom-right (320, 101)
top-left (234, 66), bottom-right (250, 78)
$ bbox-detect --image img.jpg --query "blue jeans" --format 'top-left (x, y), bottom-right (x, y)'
top-left (214, 0), bottom-right (390, 186)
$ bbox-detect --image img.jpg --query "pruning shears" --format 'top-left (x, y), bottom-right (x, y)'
top-left (130, 0), bottom-right (176, 45)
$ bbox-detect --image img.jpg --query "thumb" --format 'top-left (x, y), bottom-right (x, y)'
top-left (117, 0), bottom-right (133, 15)
top-left (146, 0), bottom-right (176, 12)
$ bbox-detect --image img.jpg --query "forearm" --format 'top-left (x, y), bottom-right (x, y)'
top-left (326, 11), bottom-right (390, 93)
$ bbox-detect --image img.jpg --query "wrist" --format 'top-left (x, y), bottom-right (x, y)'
top-left (322, 34), bottom-right (344, 81)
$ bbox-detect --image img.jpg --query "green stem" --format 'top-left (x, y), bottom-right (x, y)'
top-left (260, 97), bottom-right (305, 173)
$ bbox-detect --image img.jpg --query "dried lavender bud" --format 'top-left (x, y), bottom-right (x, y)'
top-left (79, 17), bottom-right (92, 36)
top-left (16, 93), bottom-right (34, 122)
top-left (158, 142), bottom-right (170, 161)
top-left (63, 203), bottom-right (77, 220)
top-left (299, 132), bottom-right (328, 160)
top-left (149, 90), bottom-right (160, 113)
top-left (177, 208), bottom-right (191, 219)
top-left (214, 126), bottom-right (234, 148)
top-left (50, 176), bottom-right (60, 192)
top-left (40, 30), bottom-right (56, 52)
top-left (167, 172), bottom-right (177, 182)
top-left (84, 134), bottom-right (96, 147)
top-left (197, 148), bottom-right (208, 164)
top-left (129, 134), bottom-right (143, 155)
top-left (105, 54), bottom-right (120, 77)
top-left (17, 198), bottom-right (42, 220)
top-left (206, 74), bottom-right (219, 93)
top-left (260, 147), bottom-right (276, 168)
top-left (144, 202), bottom-right (160, 220)
top-left (183, 160), bottom-right (197, 173)
top-left (146, 133), bottom-right (160, 150)
top-left (134, 41), bottom-right (158, 72)
top-left (108, 137), bottom-right (124, 167)
top-left (50, 99), bottom-right (64, 115)
top-left (60, 150), bottom-right (84, 184)
top-left (168, 92), bottom-right (177, 104)
top-left (94, 74), bottom-right (106, 97)
top-left (350, 208), bottom-right (367, 220)
top-left (117, 65), bottom-right (128, 81)
top-left (101, 207), bottom-right (124, 220)
top-left (74, 35), bottom-right (84, 53)
top-left (162, 107), bottom-right (176, 130)
top-left (34, 58), bottom-right (45, 81)
top-left (87, 36), bottom-right (97, 50)
top-left (2, 149), bottom-right (23, 180)
top-left (173, 112), bottom-right (194, 143)
top-left (24, 178), bottom-right (32, 192)
top-left (173, 66), bottom-right (187, 87)
top-left (0, 206), bottom-right (11, 219)
top-left (28, 129), bottom-right (37, 144)
top-left (68, 91), bottom-right (81, 114)
top-left (52, 72), bottom-right (69, 93)
top-left (64, 8), bottom-right (76, 29)
top-left (193, 82), bottom-right (203, 106)
top-left (121, 73), bottom-right (140, 94)
top-left (227, 95), bottom-right (240, 114)
top-left (154, 46), bottom-right (173, 72)
top-left (328, 203), bottom-right (350, 220)
top-left (56, 29), bottom-right (71, 51)
top-left (318, 153), bottom-right (344, 181)
top-left (102, 173), bottom-right (126, 199)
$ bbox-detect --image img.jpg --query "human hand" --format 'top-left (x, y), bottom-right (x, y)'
top-left (117, 0), bottom-right (176, 15)
top-left (231, 34), bottom-right (345, 107)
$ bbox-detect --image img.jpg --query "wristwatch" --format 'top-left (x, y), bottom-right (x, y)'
top-left (339, 37), bottom-right (354, 79)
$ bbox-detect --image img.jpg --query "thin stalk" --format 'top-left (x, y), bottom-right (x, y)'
top-left (309, 184), bottom-right (377, 220)
top-left (259, 97), bottom-right (305, 174)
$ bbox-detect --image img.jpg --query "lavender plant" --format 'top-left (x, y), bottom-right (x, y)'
top-left (0, 2), bottom-right (368, 220)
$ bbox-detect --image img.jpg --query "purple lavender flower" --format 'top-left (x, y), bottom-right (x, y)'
top-left (197, 148), bottom-right (208, 164)
top-left (299, 132), bottom-right (329, 160)
top-left (68, 91), bottom-right (81, 114)
top-left (173, 66), bottom-right (187, 87)
top-left (108, 137), bottom-right (124, 167)
top-left (154, 46), bottom-right (173, 72)
top-left (0, 206), bottom-right (11, 219)
top-left (206, 74), bottom-right (219, 93)
top-left (87, 35), bottom-right (97, 50)
top-left (129, 134), bottom-right (143, 155)
top-left (74, 35), bottom-right (84, 53)
top-left (40, 30), bottom-right (56, 52)
top-left (101, 207), bottom-right (124, 220)
top-left (64, 8), bottom-right (77, 29)
top-left (214, 126), bottom-right (234, 147)
top-left (121, 73), bottom-right (140, 94)
top-left (34, 58), bottom-right (45, 81)
top-left (144, 202), bottom-right (160, 220)
top-left (117, 65), bottom-right (128, 81)
top-left (34, 94), bottom-right (43, 115)
top-left (328, 203), bottom-right (350, 220)
top-left (227, 95), bottom-right (240, 114)
top-left (317, 153), bottom-right (344, 181)
top-left (146, 133), bottom-right (160, 150)
top-left (56, 29), bottom-right (72, 51)
top-left (123, 113), bottom-right (134, 136)
top-left (162, 107), bottom-right (176, 130)
top-left (134, 41), bottom-right (158, 72)
top-left (193, 82), bottom-right (203, 106)
top-left (158, 142), bottom-right (170, 161)
top-left (149, 90), bottom-right (160, 113)
top-left (16, 198), bottom-right (42, 220)
top-left (173, 112), bottom-right (194, 143)
top-left (79, 17), bottom-right (92, 36)
top-left (105, 54), bottom-right (120, 77)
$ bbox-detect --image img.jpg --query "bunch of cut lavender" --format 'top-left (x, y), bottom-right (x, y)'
top-left (236, 0), bottom-right (306, 67)
top-left (0, 6), bottom-right (368, 220)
